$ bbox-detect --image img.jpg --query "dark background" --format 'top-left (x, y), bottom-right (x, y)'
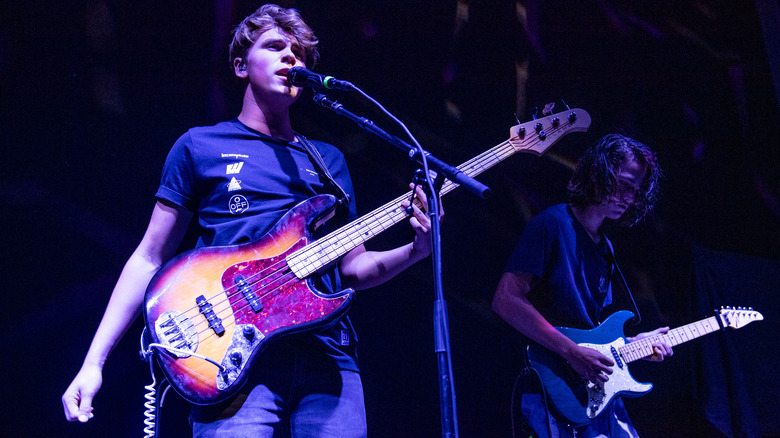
top-left (2, 1), bottom-right (778, 437)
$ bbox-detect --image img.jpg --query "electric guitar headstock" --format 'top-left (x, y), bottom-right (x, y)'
top-left (716, 306), bottom-right (764, 329)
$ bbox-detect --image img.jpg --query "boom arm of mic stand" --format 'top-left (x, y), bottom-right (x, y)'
top-left (312, 93), bottom-right (491, 199)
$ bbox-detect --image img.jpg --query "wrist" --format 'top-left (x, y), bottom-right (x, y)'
top-left (82, 355), bottom-right (107, 370)
top-left (558, 339), bottom-right (581, 362)
top-left (410, 239), bottom-right (432, 261)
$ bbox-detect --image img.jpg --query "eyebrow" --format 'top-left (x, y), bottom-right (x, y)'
top-left (261, 37), bottom-right (288, 45)
top-left (261, 37), bottom-right (304, 55)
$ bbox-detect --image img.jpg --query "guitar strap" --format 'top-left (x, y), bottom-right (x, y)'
top-left (296, 133), bottom-right (352, 207)
top-left (603, 237), bottom-right (642, 326)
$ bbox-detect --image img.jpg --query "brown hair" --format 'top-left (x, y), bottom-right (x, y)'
top-left (567, 134), bottom-right (662, 226)
top-left (229, 4), bottom-right (319, 68)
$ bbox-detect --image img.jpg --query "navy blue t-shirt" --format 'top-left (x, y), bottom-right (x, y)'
top-left (507, 206), bottom-right (642, 436)
top-left (155, 118), bottom-right (360, 371)
top-left (505, 204), bottom-right (614, 329)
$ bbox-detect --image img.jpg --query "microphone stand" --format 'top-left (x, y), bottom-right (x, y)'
top-left (313, 93), bottom-right (490, 438)
top-left (312, 94), bottom-right (491, 199)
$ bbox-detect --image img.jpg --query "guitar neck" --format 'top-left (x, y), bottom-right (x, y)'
top-left (286, 109), bottom-right (591, 278)
top-left (619, 316), bottom-right (721, 363)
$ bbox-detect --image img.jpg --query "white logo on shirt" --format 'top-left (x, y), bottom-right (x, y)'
top-left (229, 195), bottom-right (249, 215)
top-left (226, 162), bottom-right (244, 174)
top-left (227, 177), bottom-right (242, 192)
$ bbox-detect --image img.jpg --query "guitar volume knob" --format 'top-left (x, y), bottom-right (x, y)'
top-left (230, 351), bottom-right (243, 366)
top-left (243, 325), bottom-right (255, 341)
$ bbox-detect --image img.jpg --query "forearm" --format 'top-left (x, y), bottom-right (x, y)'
top-left (340, 242), bottom-right (428, 290)
top-left (492, 272), bottom-right (579, 359)
top-left (81, 252), bottom-right (161, 369)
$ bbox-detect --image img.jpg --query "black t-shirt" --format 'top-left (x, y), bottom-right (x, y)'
top-left (505, 204), bottom-right (614, 329)
top-left (156, 118), bottom-right (360, 371)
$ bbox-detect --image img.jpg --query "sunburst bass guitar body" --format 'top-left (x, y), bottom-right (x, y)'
top-left (144, 195), bottom-right (351, 405)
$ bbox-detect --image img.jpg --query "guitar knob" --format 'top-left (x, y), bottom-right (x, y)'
top-left (230, 351), bottom-right (243, 366)
top-left (243, 325), bottom-right (255, 341)
top-left (535, 122), bottom-right (543, 132)
top-left (552, 117), bottom-right (560, 127)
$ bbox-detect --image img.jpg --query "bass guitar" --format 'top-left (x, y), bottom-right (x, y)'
top-left (525, 307), bottom-right (763, 426)
top-left (144, 108), bottom-right (591, 405)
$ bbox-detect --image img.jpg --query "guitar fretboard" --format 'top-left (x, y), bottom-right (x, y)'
top-left (285, 109), bottom-right (590, 278)
top-left (619, 316), bottom-right (721, 363)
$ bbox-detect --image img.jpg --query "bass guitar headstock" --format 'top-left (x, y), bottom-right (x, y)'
top-left (509, 107), bottom-right (591, 156)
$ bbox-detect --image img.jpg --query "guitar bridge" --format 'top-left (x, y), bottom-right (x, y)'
top-left (154, 311), bottom-right (199, 357)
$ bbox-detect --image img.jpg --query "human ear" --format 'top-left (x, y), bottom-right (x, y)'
top-left (233, 58), bottom-right (247, 77)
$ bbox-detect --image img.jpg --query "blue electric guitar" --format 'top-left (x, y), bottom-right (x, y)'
top-left (526, 307), bottom-right (763, 426)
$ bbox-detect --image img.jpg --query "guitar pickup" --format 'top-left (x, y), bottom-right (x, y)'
top-left (235, 275), bottom-right (263, 313)
top-left (196, 295), bottom-right (225, 336)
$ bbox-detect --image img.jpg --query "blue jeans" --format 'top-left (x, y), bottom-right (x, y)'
top-left (522, 394), bottom-right (639, 438)
top-left (191, 342), bottom-right (366, 438)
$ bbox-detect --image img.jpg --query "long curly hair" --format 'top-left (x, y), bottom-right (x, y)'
top-left (229, 4), bottom-right (319, 68)
top-left (567, 134), bottom-right (662, 226)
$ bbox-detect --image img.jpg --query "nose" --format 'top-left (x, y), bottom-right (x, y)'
top-left (280, 47), bottom-right (298, 66)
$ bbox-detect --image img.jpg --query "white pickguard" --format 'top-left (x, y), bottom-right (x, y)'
top-left (579, 338), bottom-right (653, 419)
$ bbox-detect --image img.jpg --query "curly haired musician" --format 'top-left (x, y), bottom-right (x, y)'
top-left (492, 134), bottom-right (673, 437)
top-left (62, 4), bottom-right (437, 437)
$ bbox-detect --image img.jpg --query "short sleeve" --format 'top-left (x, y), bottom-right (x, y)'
top-left (504, 211), bottom-right (558, 280)
top-left (155, 131), bottom-right (198, 211)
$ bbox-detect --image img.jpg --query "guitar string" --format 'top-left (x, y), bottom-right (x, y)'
top-left (156, 116), bottom-right (578, 346)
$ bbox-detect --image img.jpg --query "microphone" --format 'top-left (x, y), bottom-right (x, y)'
top-left (287, 67), bottom-right (354, 91)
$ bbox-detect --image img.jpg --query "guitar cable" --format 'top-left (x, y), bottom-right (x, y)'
top-left (139, 330), bottom-right (174, 438)
top-left (141, 356), bottom-right (173, 438)
top-left (511, 359), bottom-right (554, 438)
top-left (138, 327), bottom-right (232, 437)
